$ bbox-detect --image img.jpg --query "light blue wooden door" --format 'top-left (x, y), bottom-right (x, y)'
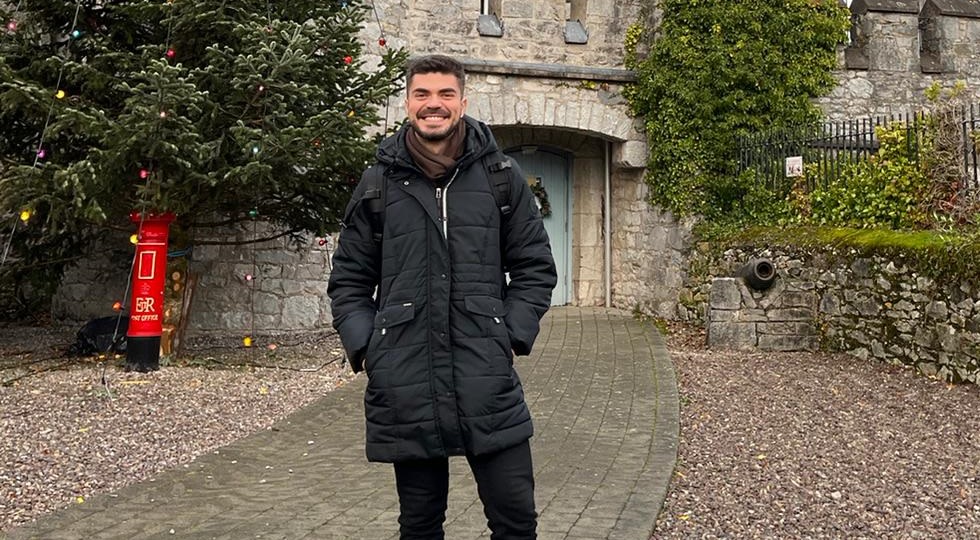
top-left (507, 148), bottom-right (571, 306)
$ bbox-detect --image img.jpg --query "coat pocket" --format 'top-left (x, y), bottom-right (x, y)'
top-left (463, 295), bottom-right (509, 340)
top-left (464, 295), bottom-right (506, 322)
top-left (365, 302), bottom-right (417, 373)
top-left (374, 302), bottom-right (417, 331)
top-left (463, 295), bottom-right (512, 372)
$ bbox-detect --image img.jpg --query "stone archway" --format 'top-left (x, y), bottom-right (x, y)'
top-left (492, 126), bottom-right (614, 307)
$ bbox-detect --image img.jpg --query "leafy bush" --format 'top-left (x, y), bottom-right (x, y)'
top-left (803, 124), bottom-right (928, 229)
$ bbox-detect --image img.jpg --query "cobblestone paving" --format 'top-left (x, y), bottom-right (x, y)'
top-left (4, 308), bottom-right (678, 540)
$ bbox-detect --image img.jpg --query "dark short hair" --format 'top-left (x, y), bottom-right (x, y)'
top-left (406, 55), bottom-right (466, 94)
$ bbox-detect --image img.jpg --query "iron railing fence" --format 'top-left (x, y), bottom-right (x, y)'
top-left (737, 104), bottom-right (980, 196)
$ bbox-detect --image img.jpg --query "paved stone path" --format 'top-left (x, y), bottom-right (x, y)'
top-left (4, 308), bottom-right (678, 540)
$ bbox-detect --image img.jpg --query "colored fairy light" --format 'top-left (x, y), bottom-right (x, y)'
top-left (71, 29), bottom-right (81, 38)
top-left (248, 209), bottom-right (259, 218)
top-left (245, 274), bottom-right (253, 281)
top-left (6, 21), bottom-right (16, 32)
top-left (378, 38), bottom-right (386, 47)
top-left (243, 336), bottom-right (253, 347)
top-left (112, 301), bottom-right (123, 311)
top-left (159, 110), bottom-right (167, 118)
top-left (37, 148), bottom-right (46, 159)
top-left (166, 48), bottom-right (176, 58)
top-left (19, 210), bottom-right (31, 222)
top-left (252, 145), bottom-right (260, 154)
top-left (343, 55), bottom-right (353, 65)
top-left (130, 234), bottom-right (139, 244)
top-left (348, 110), bottom-right (355, 117)
top-left (318, 238), bottom-right (327, 246)
top-left (139, 169), bottom-right (150, 179)
top-left (258, 85), bottom-right (265, 92)
top-left (55, 90), bottom-right (66, 99)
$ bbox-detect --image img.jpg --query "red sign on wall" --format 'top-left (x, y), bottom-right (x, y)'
top-left (127, 212), bottom-right (175, 339)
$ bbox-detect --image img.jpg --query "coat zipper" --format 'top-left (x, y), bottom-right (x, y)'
top-left (436, 169), bottom-right (460, 240)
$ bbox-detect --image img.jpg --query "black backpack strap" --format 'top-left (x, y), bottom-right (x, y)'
top-left (484, 152), bottom-right (513, 217)
top-left (362, 164), bottom-right (386, 244)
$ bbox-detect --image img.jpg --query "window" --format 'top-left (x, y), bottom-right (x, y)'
top-left (478, 0), bottom-right (504, 37)
top-left (566, 0), bottom-right (586, 22)
top-left (564, 0), bottom-right (588, 44)
top-left (481, 0), bottom-right (502, 17)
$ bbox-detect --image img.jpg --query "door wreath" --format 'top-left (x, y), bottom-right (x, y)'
top-left (530, 182), bottom-right (552, 217)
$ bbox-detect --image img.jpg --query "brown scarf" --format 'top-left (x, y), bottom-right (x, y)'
top-left (405, 120), bottom-right (467, 182)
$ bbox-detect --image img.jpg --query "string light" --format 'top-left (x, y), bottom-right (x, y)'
top-left (112, 301), bottom-right (123, 311)
top-left (378, 38), bottom-right (386, 47)
top-left (139, 168), bottom-right (150, 179)
top-left (248, 209), bottom-right (259, 218)
top-left (343, 55), bottom-right (353, 65)
top-left (6, 21), bottom-right (15, 32)
top-left (245, 273), bottom-right (253, 282)
top-left (243, 336), bottom-right (253, 347)
top-left (70, 29), bottom-right (81, 38)
top-left (36, 148), bottom-right (46, 159)
top-left (165, 48), bottom-right (175, 58)
top-left (159, 110), bottom-right (167, 118)
top-left (19, 210), bottom-right (31, 222)
top-left (55, 90), bottom-right (66, 99)
top-left (130, 234), bottom-right (139, 244)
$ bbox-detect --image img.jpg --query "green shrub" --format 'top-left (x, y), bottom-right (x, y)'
top-left (806, 124), bottom-right (928, 229)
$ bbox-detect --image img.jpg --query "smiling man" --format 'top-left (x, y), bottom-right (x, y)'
top-left (328, 55), bottom-right (557, 539)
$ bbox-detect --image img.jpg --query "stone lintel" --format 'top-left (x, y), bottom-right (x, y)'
top-left (458, 57), bottom-right (636, 83)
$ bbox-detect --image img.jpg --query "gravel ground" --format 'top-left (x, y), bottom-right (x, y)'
top-left (4, 320), bottom-right (980, 538)
top-left (655, 322), bottom-right (980, 539)
top-left (0, 323), bottom-right (352, 532)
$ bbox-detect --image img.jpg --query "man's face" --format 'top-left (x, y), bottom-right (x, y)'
top-left (405, 72), bottom-right (468, 141)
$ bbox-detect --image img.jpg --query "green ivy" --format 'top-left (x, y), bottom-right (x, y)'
top-left (626, 0), bottom-right (849, 222)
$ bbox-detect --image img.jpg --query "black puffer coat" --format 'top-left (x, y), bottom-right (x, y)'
top-left (328, 116), bottom-right (557, 463)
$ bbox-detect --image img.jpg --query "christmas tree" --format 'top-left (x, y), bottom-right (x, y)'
top-left (0, 0), bottom-right (406, 315)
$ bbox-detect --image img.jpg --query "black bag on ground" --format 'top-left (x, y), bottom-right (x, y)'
top-left (67, 316), bottom-right (128, 356)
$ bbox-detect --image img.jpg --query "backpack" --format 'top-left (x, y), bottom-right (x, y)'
top-left (360, 151), bottom-right (515, 244)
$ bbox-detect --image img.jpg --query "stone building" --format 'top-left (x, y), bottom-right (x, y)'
top-left (365, 0), bottom-right (657, 309)
top-left (57, 0), bottom-right (690, 332)
top-left (821, 0), bottom-right (980, 119)
top-left (54, 0), bottom-right (980, 334)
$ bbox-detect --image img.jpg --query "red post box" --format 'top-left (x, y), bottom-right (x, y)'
top-left (126, 211), bottom-right (175, 372)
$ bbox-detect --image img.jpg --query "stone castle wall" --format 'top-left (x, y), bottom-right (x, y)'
top-left (703, 246), bottom-right (980, 385)
top-left (818, 2), bottom-right (980, 119)
top-left (54, 226), bottom-right (334, 337)
top-left (370, 0), bottom-right (641, 68)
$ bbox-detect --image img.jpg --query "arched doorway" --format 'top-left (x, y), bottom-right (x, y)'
top-left (506, 146), bottom-right (572, 306)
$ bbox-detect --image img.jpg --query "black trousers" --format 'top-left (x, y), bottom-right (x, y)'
top-left (393, 440), bottom-right (537, 540)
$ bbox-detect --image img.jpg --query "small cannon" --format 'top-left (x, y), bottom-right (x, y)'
top-left (739, 258), bottom-right (776, 291)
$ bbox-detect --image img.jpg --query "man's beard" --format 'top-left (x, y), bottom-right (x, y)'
top-left (410, 117), bottom-right (461, 141)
